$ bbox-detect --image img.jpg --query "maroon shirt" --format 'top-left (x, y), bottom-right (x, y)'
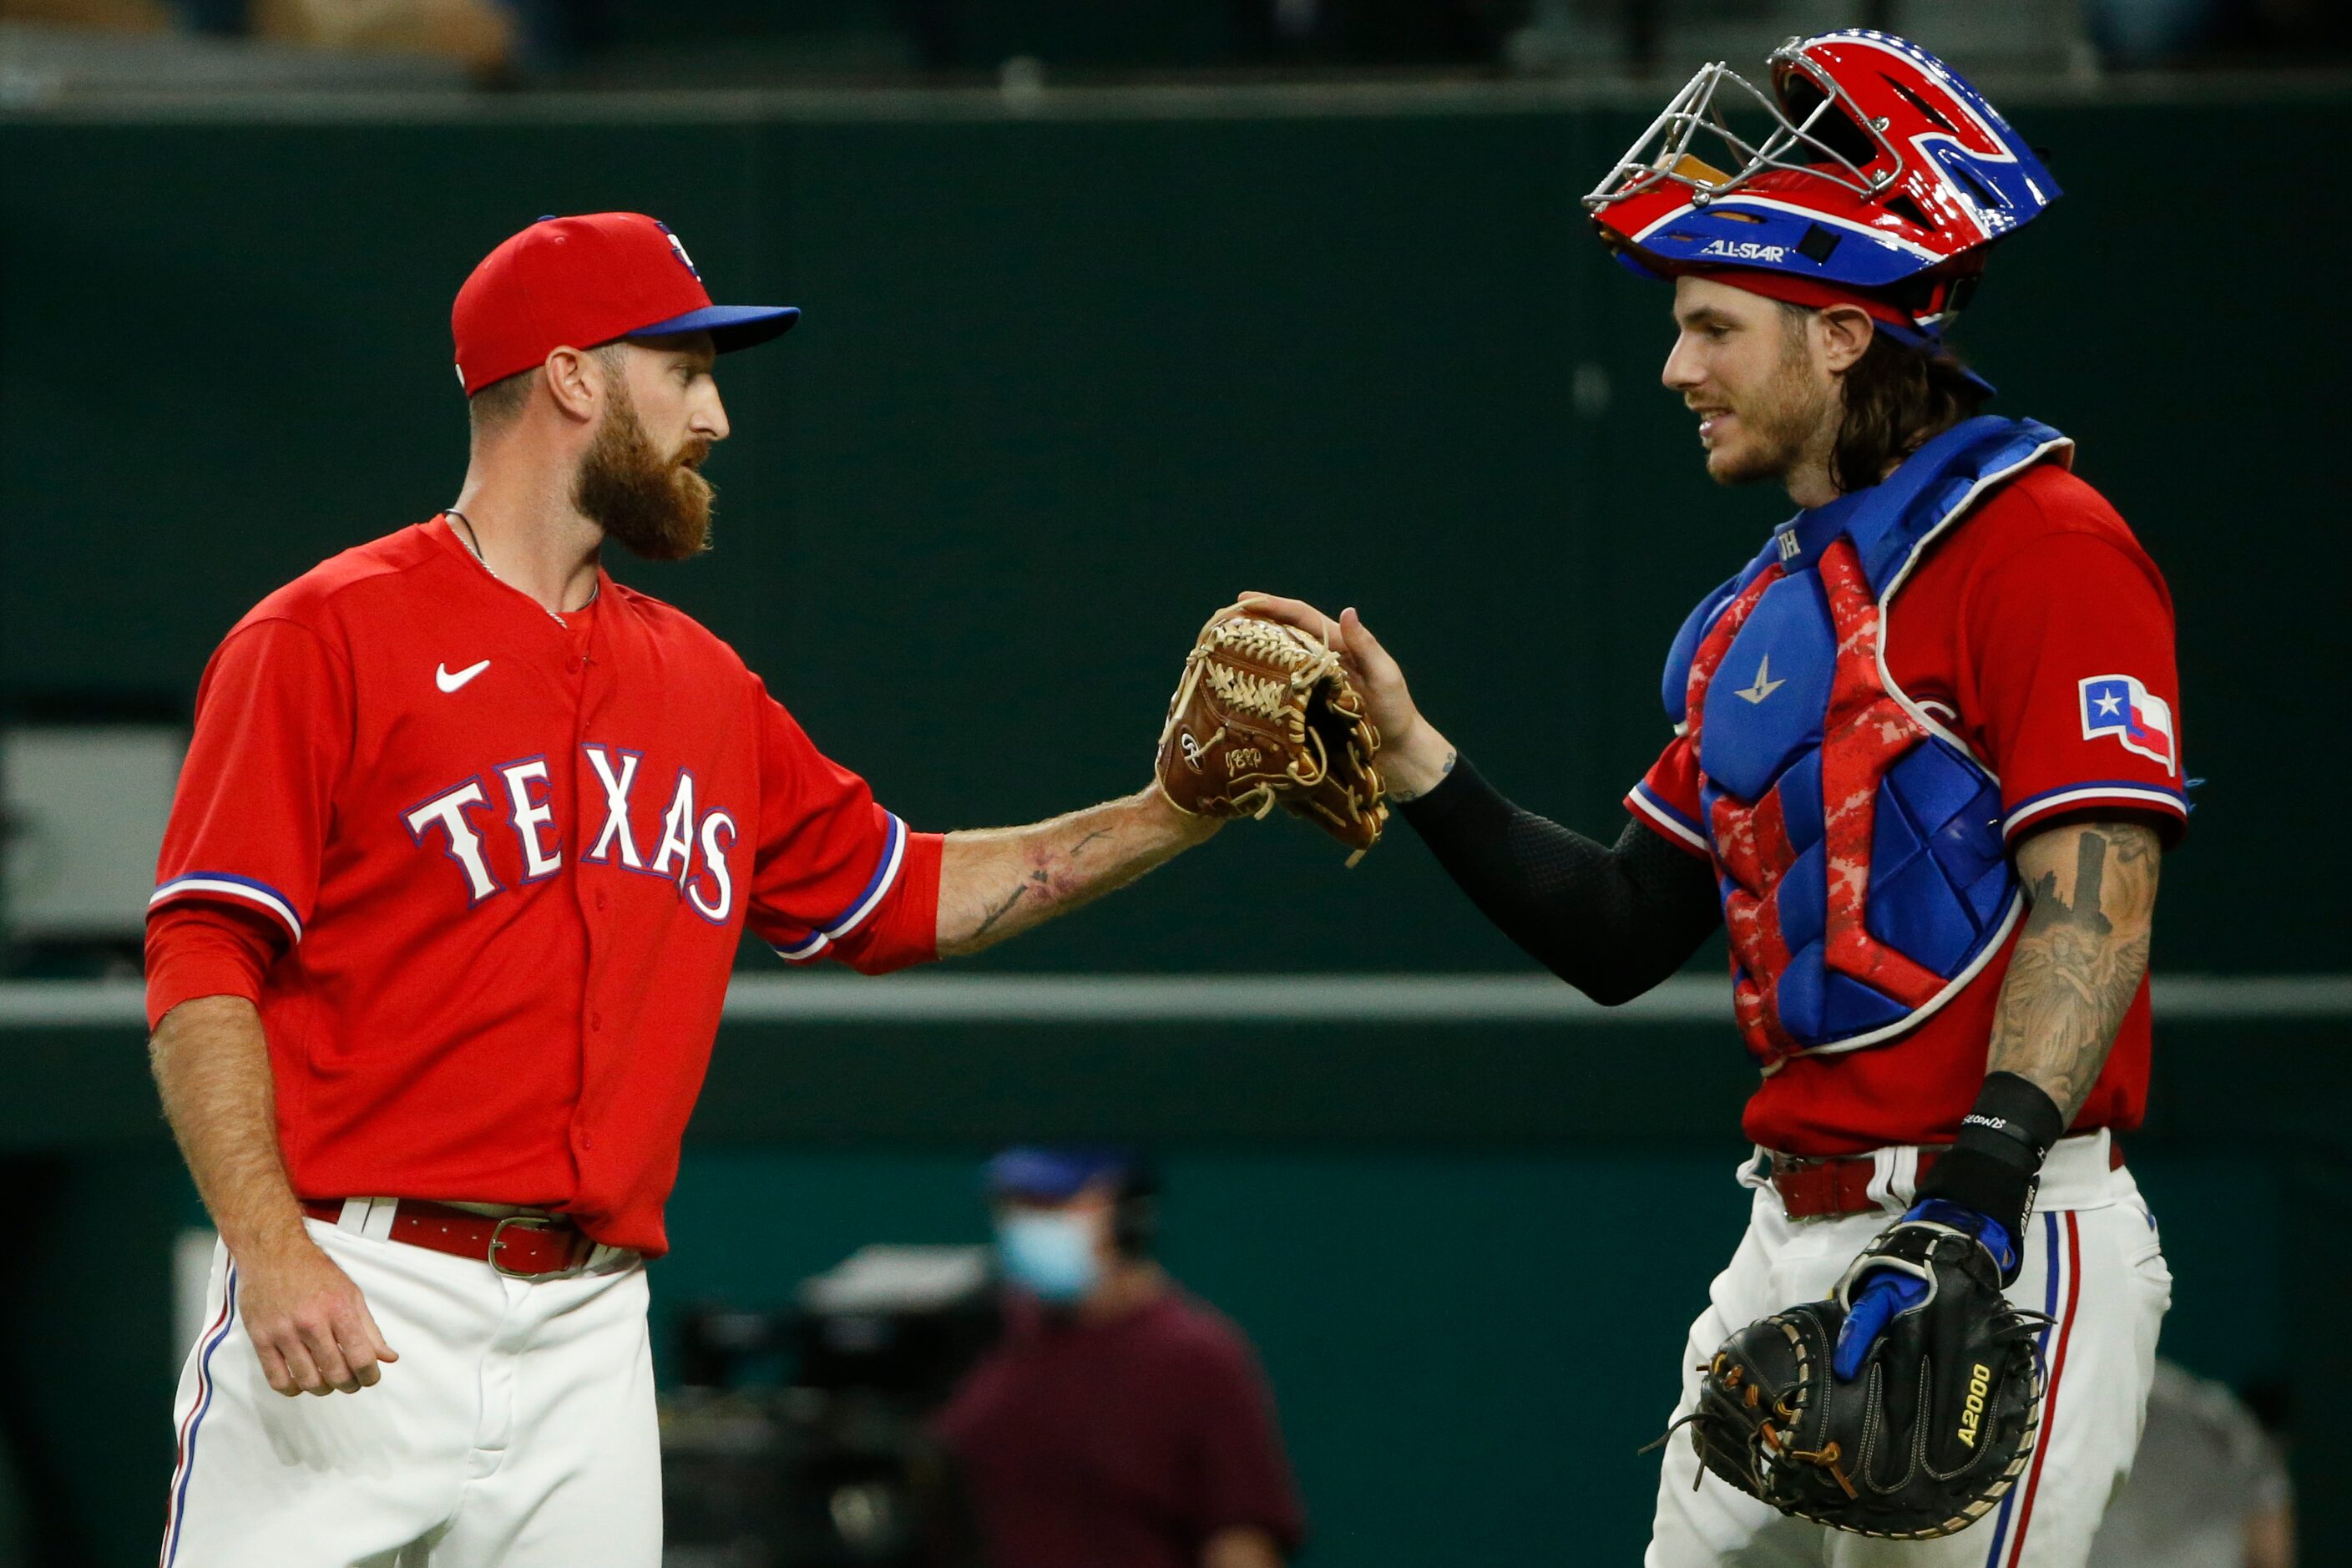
top-left (934, 1289), bottom-right (1306, 1567)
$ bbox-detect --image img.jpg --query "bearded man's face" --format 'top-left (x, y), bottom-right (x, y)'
top-left (1660, 276), bottom-right (1839, 490)
top-left (574, 368), bottom-right (716, 562)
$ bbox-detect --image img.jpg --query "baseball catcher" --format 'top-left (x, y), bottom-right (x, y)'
top-left (1232, 28), bottom-right (2185, 1565)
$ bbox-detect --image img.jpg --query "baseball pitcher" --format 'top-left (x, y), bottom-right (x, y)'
top-left (145, 212), bottom-right (1255, 1565)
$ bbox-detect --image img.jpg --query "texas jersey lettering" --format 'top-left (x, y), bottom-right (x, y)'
top-left (400, 745), bottom-right (740, 921)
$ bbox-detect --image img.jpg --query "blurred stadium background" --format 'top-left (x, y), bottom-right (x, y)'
top-left (0, 0), bottom-right (2343, 1563)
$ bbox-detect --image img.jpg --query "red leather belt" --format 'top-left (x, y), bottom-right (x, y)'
top-left (1768, 1151), bottom-right (1937, 1219)
top-left (301, 1197), bottom-right (590, 1278)
top-left (1768, 1138), bottom-right (2122, 1220)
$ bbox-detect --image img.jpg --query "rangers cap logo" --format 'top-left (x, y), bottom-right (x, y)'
top-left (658, 221), bottom-right (702, 281)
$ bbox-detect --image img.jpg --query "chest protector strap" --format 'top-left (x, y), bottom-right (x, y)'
top-left (1664, 417), bottom-right (2072, 1073)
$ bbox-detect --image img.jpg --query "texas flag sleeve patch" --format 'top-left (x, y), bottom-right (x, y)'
top-left (2078, 674), bottom-right (2177, 776)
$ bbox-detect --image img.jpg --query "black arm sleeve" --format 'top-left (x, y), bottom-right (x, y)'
top-left (1398, 756), bottom-right (1722, 1004)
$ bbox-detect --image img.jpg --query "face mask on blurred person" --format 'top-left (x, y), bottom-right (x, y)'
top-left (996, 1211), bottom-right (1100, 1303)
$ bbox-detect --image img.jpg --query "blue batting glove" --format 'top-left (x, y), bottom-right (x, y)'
top-left (1831, 1200), bottom-right (2016, 1382)
top-left (1833, 1271), bottom-right (1928, 1379)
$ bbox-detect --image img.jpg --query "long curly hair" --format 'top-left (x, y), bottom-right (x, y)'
top-left (1827, 328), bottom-right (1990, 494)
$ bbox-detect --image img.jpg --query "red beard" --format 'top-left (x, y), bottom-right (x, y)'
top-left (574, 384), bottom-right (715, 562)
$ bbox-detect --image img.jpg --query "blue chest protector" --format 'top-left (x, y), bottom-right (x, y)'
top-left (1658, 416), bottom-right (2072, 1065)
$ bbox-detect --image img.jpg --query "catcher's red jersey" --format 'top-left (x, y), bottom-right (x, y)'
top-left (1627, 465), bottom-right (2183, 1157)
top-left (147, 517), bottom-right (943, 1254)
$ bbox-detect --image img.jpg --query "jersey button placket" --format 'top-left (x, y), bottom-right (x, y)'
top-left (570, 621), bottom-right (601, 1171)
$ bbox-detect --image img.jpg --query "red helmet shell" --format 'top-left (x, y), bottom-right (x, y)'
top-left (1586, 31), bottom-right (2060, 313)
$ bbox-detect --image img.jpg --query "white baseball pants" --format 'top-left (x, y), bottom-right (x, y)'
top-left (1647, 1129), bottom-right (2172, 1568)
top-left (158, 1210), bottom-right (660, 1567)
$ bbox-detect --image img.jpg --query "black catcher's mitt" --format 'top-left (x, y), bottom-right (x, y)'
top-left (1655, 1219), bottom-right (2047, 1540)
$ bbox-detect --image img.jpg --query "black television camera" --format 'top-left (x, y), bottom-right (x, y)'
top-left (661, 1246), bottom-right (1000, 1568)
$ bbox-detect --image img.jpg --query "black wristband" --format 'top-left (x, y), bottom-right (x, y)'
top-left (1952, 1071), bottom-right (2066, 1173)
top-left (1915, 1145), bottom-right (2035, 1254)
top-left (1916, 1073), bottom-right (2066, 1253)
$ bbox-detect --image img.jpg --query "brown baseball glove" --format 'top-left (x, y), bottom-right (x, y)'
top-left (1154, 613), bottom-right (1387, 863)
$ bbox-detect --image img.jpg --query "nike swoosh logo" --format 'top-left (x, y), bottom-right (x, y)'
top-left (436, 659), bottom-right (491, 693)
top-left (1734, 655), bottom-right (1786, 706)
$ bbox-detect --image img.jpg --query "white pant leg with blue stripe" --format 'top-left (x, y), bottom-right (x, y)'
top-left (157, 1212), bottom-right (660, 1568)
top-left (1645, 1130), bottom-right (2172, 1568)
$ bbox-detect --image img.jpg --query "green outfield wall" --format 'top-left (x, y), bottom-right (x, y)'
top-left (0, 88), bottom-right (2342, 1565)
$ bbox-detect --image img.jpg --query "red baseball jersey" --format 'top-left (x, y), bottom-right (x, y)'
top-left (147, 516), bottom-right (943, 1254)
top-left (1626, 463), bottom-right (2186, 1156)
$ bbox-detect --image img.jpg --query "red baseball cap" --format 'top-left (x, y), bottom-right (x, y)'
top-left (451, 212), bottom-right (799, 396)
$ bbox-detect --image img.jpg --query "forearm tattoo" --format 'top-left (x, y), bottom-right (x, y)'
top-left (940, 805), bottom-right (1194, 957)
top-left (1388, 747), bottom-right (1458, 805)
top-left (969, 884), bottom-right (1029, 939)
top-left (1986, 823), bottom-right (2160, 1120)
top-left (968, 828), bottom-right (1112, 940)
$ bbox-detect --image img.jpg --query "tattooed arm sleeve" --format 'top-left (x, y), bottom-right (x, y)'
top-left (1987, 818), bottom-right (2163, 1120)
top-left (1909, 817), bottom-right (2163, 1245)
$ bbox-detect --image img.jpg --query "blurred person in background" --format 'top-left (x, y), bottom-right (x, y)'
top-left (934, 1148), bottom-right (1304, 1568)
top-left (2083, 0), bottom-right (2227, 63)
top-left (2083, 0), bottom-right (2352, 63)
top-left (2087, 1358), bottom-right (2294, 1568)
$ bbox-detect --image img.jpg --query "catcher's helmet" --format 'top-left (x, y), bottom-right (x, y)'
top-left (1585, 31), bottom-right (2059, 347)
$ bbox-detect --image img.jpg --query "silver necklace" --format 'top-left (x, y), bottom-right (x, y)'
top-left (443, 509), bottom-right (598, 625)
